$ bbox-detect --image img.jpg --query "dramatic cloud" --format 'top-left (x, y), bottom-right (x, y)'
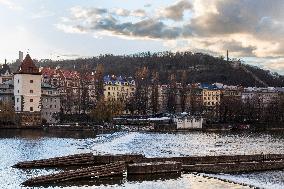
top-left (158, 0), bottom-right (192, 21)
top-left (57, 0), bottom-right (284, 72)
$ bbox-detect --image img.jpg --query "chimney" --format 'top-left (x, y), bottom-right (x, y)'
top-left (4, 59), bottom-right (7, 64)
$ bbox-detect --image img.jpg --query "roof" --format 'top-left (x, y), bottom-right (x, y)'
top-left (104, 75), bottom-right (135, 85)
top-left (41, 67), bottom-right (80, 80)
top-left (200, 83), bottom-right (218, 90)
top-left (16, 54), bottom-right (40, 75)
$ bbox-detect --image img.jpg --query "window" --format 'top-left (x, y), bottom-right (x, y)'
top-left (30, 107), bottom-right (33, 111)
top-left (17, 98), bottom-right (19, 102)
top-left (55, 105), bottom-right (57, 108)
top-left (17, 90), bottom-right (19, 93)
top-left (30, 80), bottom-right (33, 83)
top-left (17, 79), bottom-right (19, 83)
top-left (30, 90), bottom-right (33, 93)
top-left (16, 107), bottom-right (19, 111)
top-left (50, 105), bottom-right (52, 108)
top-left (30, 99), bottom-right (33, 102)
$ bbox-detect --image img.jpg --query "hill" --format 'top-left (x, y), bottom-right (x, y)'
top-left (10, 51), bottom-right (284, 87)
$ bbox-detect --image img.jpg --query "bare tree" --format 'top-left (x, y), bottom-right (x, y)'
top-left (180, 71), bottom-right (188, 112)
top-left (150, 71), bottom-right (159, 114)
top-left (166, 73), bottom-right (177, 114)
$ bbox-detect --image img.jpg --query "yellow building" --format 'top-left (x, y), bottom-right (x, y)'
top-left (103, 75), bottom-right (135, 101)
top-left (201, 84), bottom-right (221, 107)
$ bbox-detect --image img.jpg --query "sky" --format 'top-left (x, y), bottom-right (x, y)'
top-left (0, 0), bottom-right (284, 74)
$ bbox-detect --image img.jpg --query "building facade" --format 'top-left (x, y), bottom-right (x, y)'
top-left (41, 83), bottom-right (61, 123)
top-left (0, 60), bottom-right (13, 84)
top-left (14, 54), bottom-right (42, 126)
top-left (201, 84), bottom-right (221, 107)
top-left (103, 75), bottom-right (135, 101)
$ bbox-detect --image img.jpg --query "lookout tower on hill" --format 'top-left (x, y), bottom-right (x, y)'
top-left (14, 54), bottom-right (42, 127)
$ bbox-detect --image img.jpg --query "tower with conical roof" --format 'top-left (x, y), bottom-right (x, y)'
top-left (14, 54), bottom-right (42, 127)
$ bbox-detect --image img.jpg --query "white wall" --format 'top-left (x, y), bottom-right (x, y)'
top-left (14, 74), bottom-right (41, 112)
top-left (176, 117), bottom-right (203, 129)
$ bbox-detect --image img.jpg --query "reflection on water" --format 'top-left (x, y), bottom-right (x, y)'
top-left (0, 129), bottom-right (97, 139)
top-left (0, 129), bottom-right (283, 189)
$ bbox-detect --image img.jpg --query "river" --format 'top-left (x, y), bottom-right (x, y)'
top-left (0, 130), bottom-right (283, 189)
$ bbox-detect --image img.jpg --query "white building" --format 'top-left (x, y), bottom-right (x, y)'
top-left (14, 54), bottom-right (42, 126)
top-left (175, 113), bottom-right (203, 130)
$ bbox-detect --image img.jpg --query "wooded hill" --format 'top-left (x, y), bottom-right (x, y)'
top-left (11, 51), bottom-right (284, 87)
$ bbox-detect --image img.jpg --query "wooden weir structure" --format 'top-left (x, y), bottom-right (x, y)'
top-left (22, 161), bottom-right (125, 186)
top-left (14, 153), bottom-right (284, 187)
top-left (13, 153), bottom-right (144, 168)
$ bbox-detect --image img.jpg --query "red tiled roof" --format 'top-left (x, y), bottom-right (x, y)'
top-left (16, 54), bottom-right (41, 75)
top-left (41, 67), bottom-right (81, 79)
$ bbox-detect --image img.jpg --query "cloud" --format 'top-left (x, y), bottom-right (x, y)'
top-left (158, 0), bottom-right (192, 21)
top-left (221, 40), bottom-right (256, 57)
top-left (70, 6), bottom-right (107, 19)
top-left (131, 9), bottom-right (147, 18)
top-left (56, 0), bottom-right (284, 69)
top-left (113, 8), bottom-right (130, 17)
top-left (57, 6), bottom-right (186, 39)
top-left (55, 23), bottom-right (87, 34)
top-left (92, 18), bottom-right (183, 39)
top-left (249, 58), bottom-right (284, 74)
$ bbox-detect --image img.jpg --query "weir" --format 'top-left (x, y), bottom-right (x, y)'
top-left (14, 153), bottom-right (284, 186)
top-left (22, 161), bottom-right (126, 186)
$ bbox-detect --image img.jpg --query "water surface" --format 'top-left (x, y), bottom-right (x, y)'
top-left (0, 130), bottom-right (283, 189)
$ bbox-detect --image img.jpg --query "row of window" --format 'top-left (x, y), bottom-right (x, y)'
top-left (17, 79), bottom-right (34, 83)
top-left (204, 93), bottom-right (220, 96)
top-left (16, 90), bottom-right (34, 93)
top-left (16, 107), bottom-right (34, 111)
top-left (203, 97), bottom-right (220, 101)
top-left (204, 101), bottom-right (219, 106)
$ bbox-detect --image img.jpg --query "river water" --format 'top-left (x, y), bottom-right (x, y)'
top-left (0, 130), bottom-right (283, 189)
